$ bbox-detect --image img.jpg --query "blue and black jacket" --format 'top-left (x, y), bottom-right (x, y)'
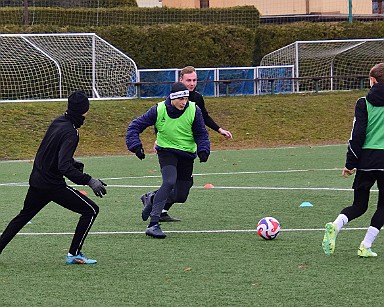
top-left (126, 96), bottom-right (210, 160)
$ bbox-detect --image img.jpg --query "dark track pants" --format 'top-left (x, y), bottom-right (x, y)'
top-left (341, 170), bottom-right (384, 230)
top-left (150, 151), bottom-right (194, 223)
top-left (0, 185), bottom-right (99, 255)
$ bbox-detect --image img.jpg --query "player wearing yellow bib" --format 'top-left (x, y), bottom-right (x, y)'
top-left (126, 82), bottom-right (210, 238)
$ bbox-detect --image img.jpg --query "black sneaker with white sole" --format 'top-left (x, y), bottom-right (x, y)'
top-left (159, 213), bottom-right (181, 222)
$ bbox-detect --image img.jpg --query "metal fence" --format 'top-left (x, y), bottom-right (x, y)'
top-left (136, 66), bottom-right (295, 98)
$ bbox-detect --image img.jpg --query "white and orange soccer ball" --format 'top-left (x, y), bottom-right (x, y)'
top-left (257, 216), bottom-right (280, 240)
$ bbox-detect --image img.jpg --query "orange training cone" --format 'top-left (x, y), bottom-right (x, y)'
top-left (203, 183), bottom-right (214, 188)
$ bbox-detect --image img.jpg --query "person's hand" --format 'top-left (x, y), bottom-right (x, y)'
top-left (134, 146), bottom-right (145, 160)
top-left (73, 159), bottom-right (84, 173)
top-left (218, 128), bottom-right (233, 139)
top-left (88, 178), bottom-right (107, 197)
top-left (153, 141), bottom-right (158, 154)
top-left (198, 151), bottom-right (209, 163)
top-left (342, 167), bottom-right (356, 178)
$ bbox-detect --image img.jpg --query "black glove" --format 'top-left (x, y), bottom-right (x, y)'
top-left (88, 178), bottom-right (107, 198)
top-left (198, 151), bottom-right (209, 163)
top-left (73, 159), bottom-right (84, 173)
top-left (134, 146), bottom-right (145, 160)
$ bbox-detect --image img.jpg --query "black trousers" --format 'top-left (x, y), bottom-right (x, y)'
top-left (150, 151), bottom-right (194, 223)
top-left (341, 170), bottom-right (384, 230)
top-left (0, 185), bottom-right (99, 255)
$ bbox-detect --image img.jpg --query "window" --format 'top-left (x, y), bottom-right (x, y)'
top-left (373, 0), bottom-right (383, 14)
top-left (200, 0), bottom-right (209, 8)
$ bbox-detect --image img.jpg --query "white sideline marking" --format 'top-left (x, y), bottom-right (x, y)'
top-left (14, 227), bottom-right (368, 236)
top-left (0, 183), bottom-right (360, 191)
top-left (0, 168), bottom-right (343, 185)
top-left (0, 182), bottom-right (29, 186)
top-left (0, 167), bottom-right (357, 192)
top-left (103, 185), bottom-right (357, 191)
top-left (106, 168), bottom-right (342, 180)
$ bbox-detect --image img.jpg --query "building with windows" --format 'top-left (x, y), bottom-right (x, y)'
top-left (136, 0), bottom-right (162, 7)
top-left (162, 0), bottom-right (373, 15)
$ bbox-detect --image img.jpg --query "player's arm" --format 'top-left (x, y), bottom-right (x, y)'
top-left (197, 95), bottom-right (220, 131)
top-left (58, 134), bottom-right (92, 185)
top-left (196, 95), bottom-right (232, 138)
top-left (192, 106), bottom-right (210, 162)
top-left (126, 105), bottom-right (157, 154)
top-left (345, 97), bottom-right (368, 171)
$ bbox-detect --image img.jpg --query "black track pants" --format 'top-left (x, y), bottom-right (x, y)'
top-left (341, 170), bottom-right (384, 230)
top-left (0, 185), bottom-right (99, 255)
top-left (150, 151), bottom-right (194, 223)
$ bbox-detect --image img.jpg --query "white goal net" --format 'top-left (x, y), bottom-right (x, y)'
top-left (260, 38), bottom-right (384, 92)
top-left (0, 33), bottom-right (137, 101)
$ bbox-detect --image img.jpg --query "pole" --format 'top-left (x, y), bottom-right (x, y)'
top-left (348, 0), bottom-right (353, 23)
top-left (23, 0), bottom-right (29, 26)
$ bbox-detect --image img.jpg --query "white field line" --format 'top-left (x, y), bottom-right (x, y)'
top-left (0, 168), bottom-right (360, 192)
top-left (106, 168), bottom-right (342, 180)
top-left (0, 183), bottom-right (360, 191)
top-left (104, 185), bottom-right (358, 192)
top-left (0, 182), bottom-right (367, 192)
top-left (0, 168), bottom-right (343, 185)
top-left (13, 227), bottom-right (368, 236)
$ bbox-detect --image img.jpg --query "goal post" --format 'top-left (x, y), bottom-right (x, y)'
top-left (260, 38), bottom-right (384, 92)
top-left (0, 33), bottom-right (137, 102)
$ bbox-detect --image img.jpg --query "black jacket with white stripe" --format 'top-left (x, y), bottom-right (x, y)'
top-left (346, 83), bottom-right (384, 170)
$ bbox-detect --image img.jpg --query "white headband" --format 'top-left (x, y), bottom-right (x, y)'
top-left (170, 90), bottom-right (189, 100)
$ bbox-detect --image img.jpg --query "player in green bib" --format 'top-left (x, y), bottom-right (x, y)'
top-left (126, 82), bottom-right (210, 238)
top-left (322, 63), bottom-right (384, 257)
top-left (156, 99), bottom-right (197, 153)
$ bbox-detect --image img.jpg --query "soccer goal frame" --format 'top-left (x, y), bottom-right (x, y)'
top-left (0, 33), bottom-right (137, 102)
top-left (260, 38), bottom-right (384, 93)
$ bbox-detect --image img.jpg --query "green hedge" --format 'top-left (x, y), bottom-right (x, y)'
top-left (0, 23), bottom-right (256, 68)
top-left (98, 24), bottom-right (256, 68)
top-left (0, 6), bottom-right (259, 29)
top-left (2, 19), bottom-right (384, 68)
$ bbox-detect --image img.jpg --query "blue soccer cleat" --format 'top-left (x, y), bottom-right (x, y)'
top-left (66, 252), bottom-right (97, 264)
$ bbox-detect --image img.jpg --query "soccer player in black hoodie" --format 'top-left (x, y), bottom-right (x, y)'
top-left (0, 90), bottom-right (107, 264)
top-left (322, 63), bottom-right (384, 258)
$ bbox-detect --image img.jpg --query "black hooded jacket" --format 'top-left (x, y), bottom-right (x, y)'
top-left (346, 83), bottom-right (384, 170)
top-left (188, 90), bottom-right (220, 132)
top-left (28, 111), bottom-right (92, 189)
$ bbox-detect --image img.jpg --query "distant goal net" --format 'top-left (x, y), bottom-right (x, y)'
top-left (260, 38), bottom-right (384, 92)
top-left (0, 33), bottom-right (137, 102)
